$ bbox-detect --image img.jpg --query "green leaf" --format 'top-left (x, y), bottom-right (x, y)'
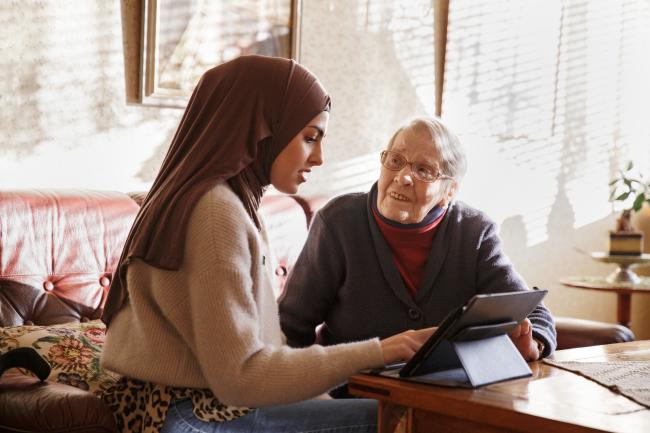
top-left (35, 336), bottom-right (61, 344)
top-left (609, 179), bottom-right (620, 186)
top-left (615, 192), bottom-right (630, 201)
top-left (633, 193), bottom-right (646, 211)
top-left (90, 357), bottom-right (101, 376)
top-left (626, 161), bottom-right (634, 171)
top-left (624, 179), bottom-right (632, 188)
top-left (79, 335), bottom-right (101, 351)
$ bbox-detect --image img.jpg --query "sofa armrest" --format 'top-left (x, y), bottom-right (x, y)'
top-left (0, 370), bottom-right (116, 433)
top-left (555, 316), bottom-right (635, 350)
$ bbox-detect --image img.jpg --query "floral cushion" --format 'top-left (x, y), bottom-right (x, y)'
top-left (0, 321), bottom-right (119, 396)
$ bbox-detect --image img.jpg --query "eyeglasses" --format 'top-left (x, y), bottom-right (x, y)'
top-left (380, 150), bottom-right (453, 183)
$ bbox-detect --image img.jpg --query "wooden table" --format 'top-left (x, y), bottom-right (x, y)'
top-left (560, 276), bottom-right (650, 327)
top-left (349, 341), bottom-right (650, 433)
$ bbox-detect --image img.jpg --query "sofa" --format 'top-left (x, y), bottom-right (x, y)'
top-left (0, 189), bottom-right (635, 433)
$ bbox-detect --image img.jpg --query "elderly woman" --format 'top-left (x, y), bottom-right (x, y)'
top-left (279, 116), bottom-right (556, 371)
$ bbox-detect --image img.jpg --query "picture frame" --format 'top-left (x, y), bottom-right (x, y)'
top-left (134, 0), bottom-right (302, 108)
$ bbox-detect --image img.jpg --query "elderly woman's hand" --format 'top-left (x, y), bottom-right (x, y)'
top-left (379, 327), bottom-right (436, 366)
top-left (508, 318), bottom-right (540, 361)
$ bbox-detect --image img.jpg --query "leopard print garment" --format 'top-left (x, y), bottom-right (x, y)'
top-left (101, 377), bottom-right (253, 433)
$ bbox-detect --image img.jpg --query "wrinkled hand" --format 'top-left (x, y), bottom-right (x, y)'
top-left (380, 327), bottom-right (437, 366)
top-left (508, 318), bottom-right (539, 361)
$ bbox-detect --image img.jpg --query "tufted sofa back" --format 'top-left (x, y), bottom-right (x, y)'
top-left (0, 190), bottom-right (140, 327)
top-left (0, 190), bottom-right (315, 328)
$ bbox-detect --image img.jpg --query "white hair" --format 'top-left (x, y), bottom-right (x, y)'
top-left (387, 116), bottom-right (467, 182)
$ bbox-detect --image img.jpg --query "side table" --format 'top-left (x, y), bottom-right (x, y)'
top-left (560, 275), bottom-right (650, 328)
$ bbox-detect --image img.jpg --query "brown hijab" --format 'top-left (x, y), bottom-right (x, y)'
top-left (102, 55), bottom-right (330, 325)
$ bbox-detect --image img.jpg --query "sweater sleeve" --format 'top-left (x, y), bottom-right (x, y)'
top-left (278, 212), bottom-right (344, 347)
top-left (475, 219), bottom-right (557, 356)
top-left (177, 192), bottom-right (385, 408)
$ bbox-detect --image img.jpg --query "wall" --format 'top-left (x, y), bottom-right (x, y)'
top-left (438, 0), bottom-right (650, 339)
top-left (1, 0), bottom-right (649, 338)
top-left (0, 0), bottom-right (182, 192)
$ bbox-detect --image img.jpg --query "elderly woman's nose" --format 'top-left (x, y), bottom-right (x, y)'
top-left (395, 165), bottom-right (414, 184)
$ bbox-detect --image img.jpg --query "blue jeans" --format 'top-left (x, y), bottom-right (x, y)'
top-left (160, 398), bottom-right (378, 433)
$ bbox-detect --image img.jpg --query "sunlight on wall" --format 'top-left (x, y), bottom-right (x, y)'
top-left (0, 1), bottom-right (182, 190)
top-left (0, 120), bottom-right (176, 192)
top-left (456, 134), bottom-right (559, 246)
top-left (443, 0), bottom-right (650, 247)
top-left (325, 152), bottom-right (381, 193)
top-left (389, 1), bottom-right (435, 116)
top-left (298, 0), bottom-right (435, 196)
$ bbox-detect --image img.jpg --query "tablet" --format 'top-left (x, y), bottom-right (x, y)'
top-left (399, 288), bottom-right (548, 378)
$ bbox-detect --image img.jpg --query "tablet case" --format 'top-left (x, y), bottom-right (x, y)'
top-left (373, 289), bottom-right (547, 388)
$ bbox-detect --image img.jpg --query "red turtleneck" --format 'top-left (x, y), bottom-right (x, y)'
top-left (371, 207), bottom-right (446, 298)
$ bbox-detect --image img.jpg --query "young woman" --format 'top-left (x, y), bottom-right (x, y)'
top-left (100, 55), bottom-right (432, 433)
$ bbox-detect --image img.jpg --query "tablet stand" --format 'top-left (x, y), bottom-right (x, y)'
top-left (453, 333), bottom-right (532, 387)
top-left (410, 322), bottom-right (532, 388)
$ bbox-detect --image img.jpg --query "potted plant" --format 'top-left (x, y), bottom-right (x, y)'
top-left (608, 162), bottom-right (650, 255)
top-left (609, 161), bottom-right (650, 215)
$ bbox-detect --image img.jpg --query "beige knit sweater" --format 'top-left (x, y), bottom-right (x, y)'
top-left (101, 183), bottom-right (385, 407)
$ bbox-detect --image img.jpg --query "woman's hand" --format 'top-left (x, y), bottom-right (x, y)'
top-left (508, 318), bottom-right (540, 361)
top-left (379, 327), bottom-right (437, 365)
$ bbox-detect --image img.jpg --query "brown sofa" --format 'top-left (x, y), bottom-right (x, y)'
top-left (0, 189), bottom-right (634, 433)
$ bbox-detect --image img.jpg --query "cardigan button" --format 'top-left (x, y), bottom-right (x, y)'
top-left (408, 308), bottom-right (421, 320)
top-left (99, 276), bottom-right (111, 287)
top-left (275, 265), bottom-right (288, 277)
top-left (43, 281), bottom-right (54, 291)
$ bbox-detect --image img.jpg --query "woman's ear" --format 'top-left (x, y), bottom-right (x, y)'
top-left (442, 180), bottom-right (458, 207)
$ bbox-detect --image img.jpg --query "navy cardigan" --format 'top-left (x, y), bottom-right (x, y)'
top-left (278, 191), bottom-right (557, 357)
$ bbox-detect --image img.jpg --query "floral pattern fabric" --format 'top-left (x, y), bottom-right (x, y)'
top-left (1, 321), bottom-right (253, 432)
top-left (0, 320), bottom-right (119, 395)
